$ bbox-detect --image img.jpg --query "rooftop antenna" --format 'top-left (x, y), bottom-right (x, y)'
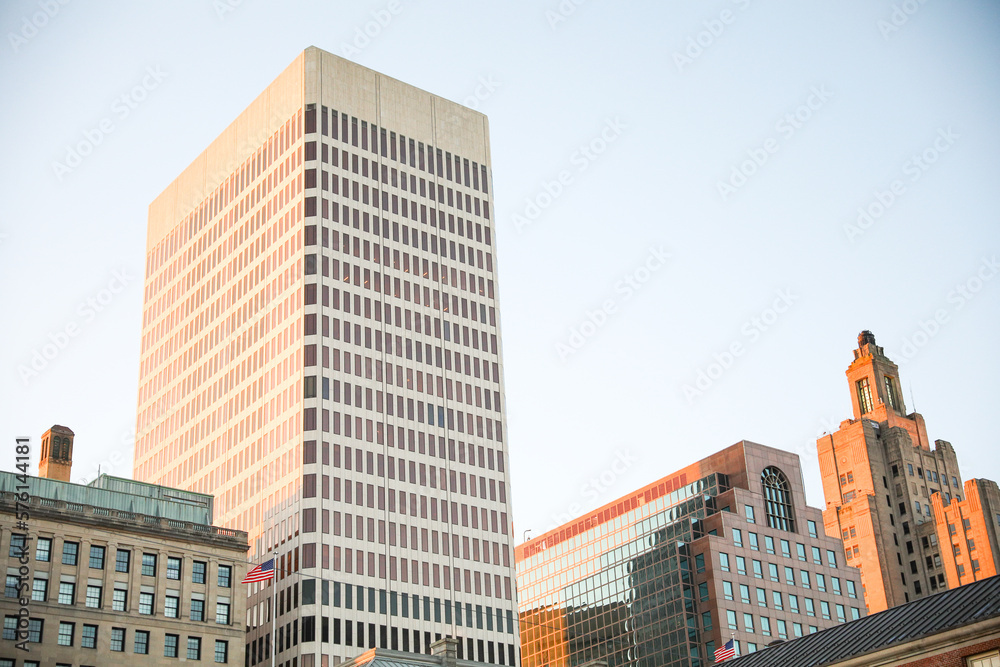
top-left (909, 384), bottom-right (916, 412)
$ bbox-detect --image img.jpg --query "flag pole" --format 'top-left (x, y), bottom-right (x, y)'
top-left (271, 550), bottom-right (278, 667)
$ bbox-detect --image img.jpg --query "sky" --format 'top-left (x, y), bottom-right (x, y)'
top-left (1, 0), bottom-right (998, 543)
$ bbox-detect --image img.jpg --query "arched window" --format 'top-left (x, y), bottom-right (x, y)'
top-left (762, 467), bottom-right (795, 532)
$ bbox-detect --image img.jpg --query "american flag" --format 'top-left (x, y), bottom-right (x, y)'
top-left (241, 558), bottom-right (275, 584)
top-left (714, 638), bottom-right (735, 662)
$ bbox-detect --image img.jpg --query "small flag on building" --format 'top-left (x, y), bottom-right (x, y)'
top-left (714, 638), bottom-right (736, 662)
top-left (241, 558), bottom-right (275, 584)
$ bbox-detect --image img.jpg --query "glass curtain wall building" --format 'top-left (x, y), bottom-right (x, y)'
top-left (516, 442), bottom-right (865, 667)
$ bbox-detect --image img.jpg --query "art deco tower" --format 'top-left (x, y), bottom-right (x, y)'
top-left (134, 47), bottom-right (518, 666)
top-left (817, 331), bottom-right (1000, 614)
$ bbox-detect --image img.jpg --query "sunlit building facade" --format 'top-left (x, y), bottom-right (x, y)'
top-left (817, 331), bottom-right (1000, 613)
top-left (516, 442), bottom-right (864, 667)
top-left (133, 47), bottom-right (518, 666)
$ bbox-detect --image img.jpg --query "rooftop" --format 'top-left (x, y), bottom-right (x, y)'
top-left (726, 575), bottom-right (1000, 667)
top-left (0, 471), bottom-right (213, 525)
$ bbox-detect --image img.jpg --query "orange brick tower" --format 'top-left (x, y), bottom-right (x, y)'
top-left (933, 478), bottom-right (1000, 588)
top-left (38, 424), bottom-right (74, 482)
top-left (817, 332), bottom-right (965, 613)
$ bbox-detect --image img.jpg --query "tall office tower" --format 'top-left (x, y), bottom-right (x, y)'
top-left (817, 331), bottom-right (1000, 614)
top-left (516, 442), bottom-right (864, 667)
top-left (134, 47), bottom-right (518, 666)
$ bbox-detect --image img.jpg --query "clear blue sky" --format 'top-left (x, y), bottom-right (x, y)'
top-left (1, 0), bottom-right (998, 540)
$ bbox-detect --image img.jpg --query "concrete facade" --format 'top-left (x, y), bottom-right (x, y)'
top-left (0, 471), bottom-right (248, 666)
top-left (817, 331), bottom-right (1000, 614)
top-left (134, 47), bottom-right (517, 666)
top-left (516, 441), bottom-right (864, 667)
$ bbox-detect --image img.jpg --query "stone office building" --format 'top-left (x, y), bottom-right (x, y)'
top-left (516, 441), bottom-right (865, 667)
top-left (0, 426), bottom-right (248, 666)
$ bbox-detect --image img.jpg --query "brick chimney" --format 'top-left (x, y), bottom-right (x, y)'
top-left (39, 425), bottom-right (74, 481)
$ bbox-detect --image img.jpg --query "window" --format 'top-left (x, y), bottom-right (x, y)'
top-left (753, 559), bottom-right (763, 578)
top-left (744, 612), bottom-right (754, 632)
top-left (165, 595), bottom-right (180, 618)
top-left (832, 577), bottom-right (842, 595)
top-left (8, 534), bottom-right (26, 558)
top-left (736, 556), bottom-right (747, 575)
top-left (82, 624), bottom-right (97, 648)
top-left (765, 535), bottom-right (775, 554)
top-left (4, 575), bottom-right (18, 598)
top-left (794, 622), bottom-right (804, 637)
top-left (749, 532), bottom-right (759, 551)
top-left (89, 545), bottom-right (105, 569)
top-left (57, 621), bottom-right (74, 646)
top-left (733, 528), bottom-right (743, 547)
top-left (218, 565), bottom-right (232, 588)
top-left (188, 637), bottom-right (202, 660)
top-left (762, 467), bottom-right (795, 531)
top-left (27, 618), bottom-right (42, 643)
top-left (966, 650), bottom-right (1000, 666)
top-left (193, 561), bottom-right (207, 584)
top-left (112, 587), bottom-right (127, 611)
top-left (135, 630), bottom-right (150, 654)
top-left (816, 573), bottom-right (826, 592)
top-left (796, 543), bottom-right (807, 561)
top-left (756, 587), bottom-right (767, 607)
top-left (884, 375), bottom-right (899, 410)
top-left (847, 580), bottom-right (858, 599)
top-left (740, 584), bottom-right (750, 604)
top-left (821, 600), bottom-right (831, 620)
top-left (2, 616), bottom-right (16, 640)
top-left (800, 570), bottom-right (811, 589)
top-left (165, 634), bottom-right (179, 658)
top-left (139, 592), bottom-right (154, 615)
top-left (805, 597), bottom-right (816, 617)
top-left (217, 601), bottom-right (231, 625)
top-left (772, 590), bottom-right (783, 610)
top-left (780, 539), bottom-right (791, 558)
top-left (812, 546), bottom-right (822, 564)
top-left (789, 594), bottom-right (799, 614)
top-left (695, 553), bottom-right (706, 573)
top-left (86, 584), bottom-right (102, 608)
top-left (726, 610), bottom-right (737, 630)
top-left (720, 552), bottom-right (730, 572)
top-left (113, 549), bottom-right (130, 573)
top-left (836, 603), bottom-right (846, 622)
top-left (768, 563), bottom-right (779, 582)
top-left (827, 550), bottom-right (838, 567)
top-left (856, 377), bottom-right (873, 414)
top-left (58, 581), bottom-right (75, 604)
top-left (167, 557), bottom-right (182, 580)
top-left (761, 616), bottom-right (771, 636)
top-left (35, 537), bottom-right (51, 562)
top-left (745, 505), bottom-right (756, 523)
top-left (62, 541), bottom-right (79, 565)
top-left (215, 639), bottom-right (229, 663)
top-left (191, 598), bottom-right (205, 621)
top-left (776, 619), bottom-right (787, 639)
top-left (141, 553), bottom-right (157, 576)
top-left (702, 611), bottom-right (714, 632)
top-left (807, 520), bottom-right (818, 538)
top-left (908, 464), bottom-right (914, 476)
top-left (851, 607), bottom-right (861, 620)
top-left (111, 627), bottom-right (126, 652)
top-left (31, 578), bottom-right (47, 602)
top-left (784, 566), bottom-right (795, 585)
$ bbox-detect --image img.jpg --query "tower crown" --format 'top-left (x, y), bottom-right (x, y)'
top-left (39, 424), bottom-right (74, 481)
top-left (847, 330), bottom-right (906, 419)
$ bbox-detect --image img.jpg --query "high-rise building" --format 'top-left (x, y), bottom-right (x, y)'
top-left (133, 47), bottom-right (517, 666)
top-left (817, 331), bottom-right (1000, 613)
top-left (516, 441), bottom-right (864, 667)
